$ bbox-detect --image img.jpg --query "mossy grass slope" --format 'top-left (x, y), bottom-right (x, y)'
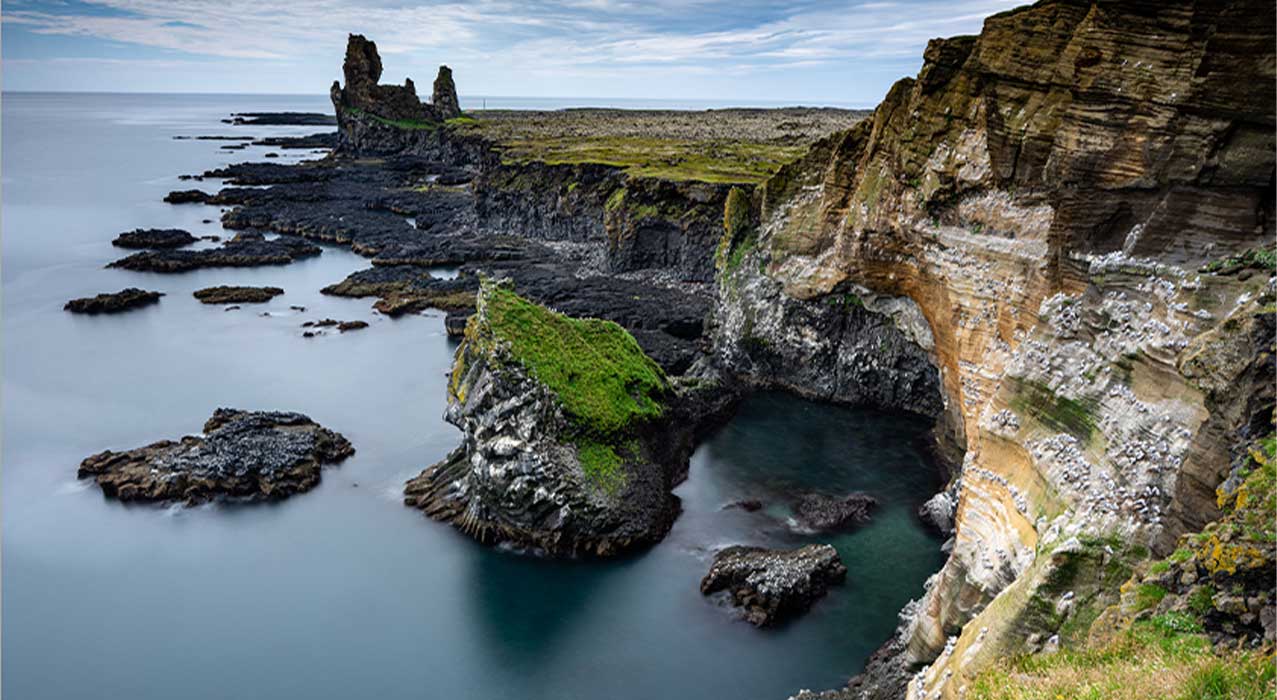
top-left (496, 136), bottom-right (807, 184)
top-left (970, 615), bottom-right (1275, 700)
top-left (468, 280), bottom-right (669, 489)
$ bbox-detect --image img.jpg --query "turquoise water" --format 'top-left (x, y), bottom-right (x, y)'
top-left (1, 92), bottom-right (944, 700)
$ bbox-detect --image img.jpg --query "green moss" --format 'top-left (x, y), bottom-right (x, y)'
top-left (1168, 548), bottom-right (1194, 563)
top-left (1188, 584), bottom-right (1215, 615)
top-left (1008, 378), bottom-right (1099, 442)
top-left (605, 188), bottom-right (627, 212)
top-left (494, 136), bottom-right (804, 184)
top-left (480, 284), bottom-right (668, 438)
top-left (1200, 246), bottom-right (1277, 274)
top-left (716, 187), bottom-right (752, 271)
top-left (1133, 583), bottom-right (1168, 612)
top-left (724, 233), bottom-right (757, 274)
top-left (444, 115), bottom-right (479, 128)
top-left (343, 105), bottom-right (438, 131)
top-left (1148, 560), bottom-right (1171, 575)
top-left (575, 439), bottom-right (626, 494)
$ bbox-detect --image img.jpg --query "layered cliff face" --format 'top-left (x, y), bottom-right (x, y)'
top-left (712, 1), bottom-right (1275, 696)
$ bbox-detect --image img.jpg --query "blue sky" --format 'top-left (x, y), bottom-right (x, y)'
top-left (2, 0), bottom-right (1020, 104)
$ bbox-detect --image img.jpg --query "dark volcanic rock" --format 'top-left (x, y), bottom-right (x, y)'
top-left (794, 492), bottom-right (877, 532)
top-left (108, 233), bottom-right (321, 273)
top-left (700, 544), bottom-right (848, 627)
top-left (431, 66), bottom-right (462, 120)
top-left (252, 132), bottom-right (338, 150)
top-left (193, 285), bottom-right (285, 304)
top-left (64, 288), bottom-right (164, 314)
top-left (164, 189), bottom-right (215, 204)
top-left (337, 320), bottom-right (368, 332)
top-left (226, 112), bottom-right (336, 126)
top-left (724, 499), bottom-right (764, 512)
top-left (78, 409), bottom-right (354, 504)
top-left (112, 228), bottom-right (199, 249)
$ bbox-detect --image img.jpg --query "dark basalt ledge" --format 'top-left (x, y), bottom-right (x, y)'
top-left (108, 232), bottom-right (321, 273)
top-left (112, 228), bottom-right (198, 249)
top-left (78, 409), bottom-right (354, 505)
top-left (403, 280), bottom-right (738, 557)
top-left (224, 112), bottom-right (336, 126)
top-left (64, 288), bottom-right (164, 314)
top-left (193, 286), bottom-right (284, 304)
top-left (700, 544), bottom-right (848, 627)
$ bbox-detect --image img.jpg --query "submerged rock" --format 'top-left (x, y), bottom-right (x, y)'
top-left (78, 409), bottom-right (353, 504)
top-left (64, 288), bottom-right (164, 314)
top-left (193, 285), bottom-right (284, 304)
top-left (111, 228), bottom-right (198, 249)
top-left (403, 278), bottom-right (721, 556)
top-left (794, 492), bottom-right (877, 532)
top-left (700, 544), bottom-right (847, 627)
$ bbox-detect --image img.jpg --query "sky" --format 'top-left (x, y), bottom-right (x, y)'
top-left (1, 0), bottom-right (1022, 105)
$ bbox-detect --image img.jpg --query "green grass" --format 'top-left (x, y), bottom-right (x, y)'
top-left (970, 617), bottom-right (1275, 700)
top-left (1200, 246), bottom-right (1277, 274)
top-left (1133, 583), bottom-right (1168, 612)
top-left (343, 105), bottom-right (438, 130)
top-left (495, 136), bottom-right (806, 184)
top-left (575, 439), bottom-right (626, 494)
top-left (478, 284), bottom-right (669, 439)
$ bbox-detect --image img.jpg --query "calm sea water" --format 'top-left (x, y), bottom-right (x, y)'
top-left (2, 92), bottom-right (943, 700)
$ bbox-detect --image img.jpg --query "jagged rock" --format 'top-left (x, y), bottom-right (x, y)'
top-left (111, 228), bottom-right (197, 249)
top-left (108, 232), bottom-right (320, 272)
top-left (794, 492), bottom-right (877, 532)
top-left (432, 66), bottom-right (461, 120)
top-left (64, 288), bottom-right (164, 314)
top-left (918, 491), bottom-right (956, 535)
top-left (333, 34), bottom-right (439, 124)
top-left (78, 409), bottom-right (354, 504)
top-left (700, 544), bottom-right (847, 627)
top-left (164, 189), bottom-right (213, 204)
top-left (724, 499), bottom-right (764, 512)
top-left (193, 286), bottom-right (284, 304)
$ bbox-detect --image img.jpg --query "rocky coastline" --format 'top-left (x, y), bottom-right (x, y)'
top-left (71, 8), bottom-right (1277, 698)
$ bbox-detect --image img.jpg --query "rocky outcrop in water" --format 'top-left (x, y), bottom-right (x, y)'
top-left (78, 409), bottom-right (354, 504)
top-left (112, 228), bottom-right (197, 249)
top-left (794, 492), bottom-right (877, 533)
top-left (109, 232), bottom-right (321, 272)
top-left (64, 288), bottom-right (164, 314)
top-left (403, 279), bottom-right (733, 556)
top-left (712, 0), bottom-right (1276, 697)
top-left (700, 544), bottom-right (847, 627)
top-left (193, 286), bottom-right (284, 304)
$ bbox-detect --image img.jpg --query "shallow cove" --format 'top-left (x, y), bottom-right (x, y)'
top-left (2, 93), bottom-right (944, 700)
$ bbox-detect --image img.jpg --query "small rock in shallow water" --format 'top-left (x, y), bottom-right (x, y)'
top-left (723, 499), bottom-right (764, 512)
top-left (193, 285), bottom-right (284, 304)
top-left (111, 228), bottom-right (197, 249)
top-left (793, 492), bottom-right (877, 532)
top-left (64, 288), bottom-right (164, 314)
top-left (77, 408), bottom-right (354, 505)
top-left (700, 544), bottom-right (847, 627)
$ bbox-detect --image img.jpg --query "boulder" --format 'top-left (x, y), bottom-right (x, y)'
top-left (700, 544), bottom-right (848, 627)
top-left (64, 288), bottom-right (164, 314)
top-left (794, 492), bottom-right (877, 532)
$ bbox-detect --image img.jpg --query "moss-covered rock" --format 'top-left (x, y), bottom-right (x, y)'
top-left (404, 278), bottom-right (733, 557)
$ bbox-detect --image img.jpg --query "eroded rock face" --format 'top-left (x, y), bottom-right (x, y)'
top-left (700, 544), bottom-right (848, 627)
top-left (709, 0), bottom-right (1275, 697)
top-left (78, 409), bottom-right (354, 504)
top-left (64, 288), bottom-right (164, 314)
top-left (431, 66), bottom-right (461, 121)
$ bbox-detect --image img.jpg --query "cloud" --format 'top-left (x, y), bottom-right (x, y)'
top-left (3, 0), bottom-right (1022, 98)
